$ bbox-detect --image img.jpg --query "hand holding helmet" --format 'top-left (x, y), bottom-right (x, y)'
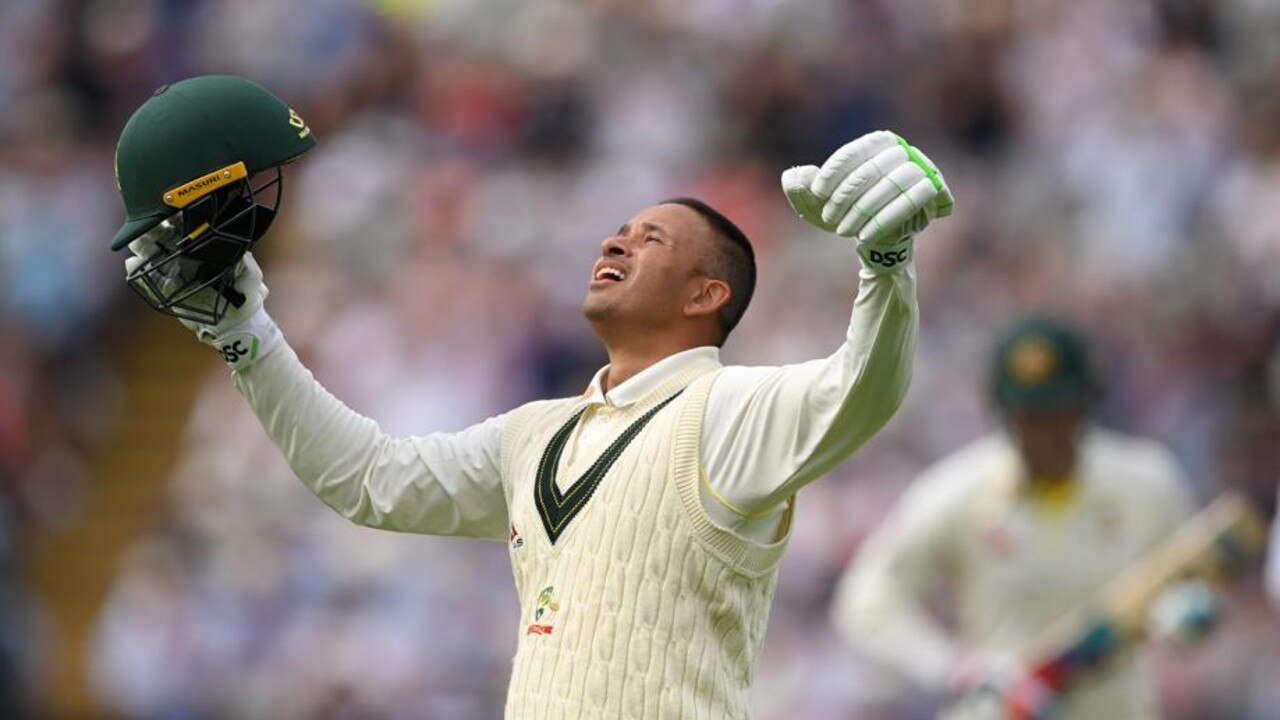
top-left (112, 75), bottom-right (314, 368)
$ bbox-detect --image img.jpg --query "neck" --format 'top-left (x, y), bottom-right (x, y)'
top-left (597, 329), bottom-right (709, 393)
top-left (601, 346), bottom-right (678, 393)
top-left (1022, 457), bottom-right (1078, 489)
top-left (1026, 472), bottom-right (1074, 489)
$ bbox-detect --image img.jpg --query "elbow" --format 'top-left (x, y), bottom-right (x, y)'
top-left (305, 468), bottom-right (388, 529)
top-left (302, 436), bottom-right (409, 530)
top-left (862, 369), bottom-right (912, 438)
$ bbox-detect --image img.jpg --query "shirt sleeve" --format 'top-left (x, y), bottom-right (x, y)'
top-left (232, 340), bottom-right (510, 540)
top-left (830, 467), bottom-right (966, 690)
top-left (700, 265), bottom-right (918, 518)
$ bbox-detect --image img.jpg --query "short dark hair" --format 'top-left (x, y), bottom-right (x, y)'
top-left (661, 197), bottom-right (756, 345)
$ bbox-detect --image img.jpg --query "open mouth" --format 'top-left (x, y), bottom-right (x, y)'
top-left (591, 264), bottom-right (628, 285)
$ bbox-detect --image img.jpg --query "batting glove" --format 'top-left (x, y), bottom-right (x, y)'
top-left (1147, 580), bottom-right (1222, 650)
top-left (782, 130), bottom-right (953, 273)
top-left (124, 239), bottom-right (281, 372)
top-left (944, 652), bottom-right (1044, 720)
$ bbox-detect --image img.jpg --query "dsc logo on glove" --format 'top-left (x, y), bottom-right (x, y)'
top-left (219, 339), bottom-right (257, 365)
top-left (866, 248), bottom-right (911, 268)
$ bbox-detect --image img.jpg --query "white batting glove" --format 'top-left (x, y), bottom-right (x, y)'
top-left (124, 237), bottom-right (281, 372)
top-left (943, 652), bottom-right (1034, 720)
top-left (782, 130), bottom-right (953, 272)
top-left (1147, 580), bottom-right (1222, 650)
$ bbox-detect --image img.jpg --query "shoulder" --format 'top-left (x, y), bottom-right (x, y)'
top-left (1084, 428), bottom-right (1187, 489)
top-left (715, 360), bottom-right (828, 383)
top-left (710, 363), bottom-right (791, 391)
top-left (512, 396), bottom-right (582, 414)
top-left (1084, 427), bottom-right (1197, 535)
top-left (502, 396), bottom-right (586, 444)
top-left (1083, 428), bottom-right (1194, 523)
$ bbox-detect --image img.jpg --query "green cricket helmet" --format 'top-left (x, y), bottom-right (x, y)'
top-left (991, 315), bottom-right (1097, 414)
top-left (113, 75), bottom-right (316, 324)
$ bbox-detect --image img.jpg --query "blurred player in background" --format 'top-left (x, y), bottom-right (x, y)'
top-left (832, 316), bottom-right (1220, 720)
top-left (111, 76), bottom-right (953, 718)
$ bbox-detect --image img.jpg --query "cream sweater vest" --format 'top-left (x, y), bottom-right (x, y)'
top-left (499, 365), bottom-right (790, 720)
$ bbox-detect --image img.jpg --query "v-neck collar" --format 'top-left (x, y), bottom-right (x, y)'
top-left (534, 389), bottom-right (686, 544)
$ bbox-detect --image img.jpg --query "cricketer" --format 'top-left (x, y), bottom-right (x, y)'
top-left (109, 75), bottom-right (952, 718)
top-left (832, 317), bottom-right (1221, 720)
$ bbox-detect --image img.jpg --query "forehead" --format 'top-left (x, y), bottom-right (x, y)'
top-left (627, 203), bottom-right (713, 245)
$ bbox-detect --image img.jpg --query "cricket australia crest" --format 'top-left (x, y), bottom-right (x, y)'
top-left (526, 585), bottom-right (561, 636)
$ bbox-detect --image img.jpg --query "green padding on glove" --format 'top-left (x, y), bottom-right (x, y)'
top-left (895, 134), bottom-right (953, 215)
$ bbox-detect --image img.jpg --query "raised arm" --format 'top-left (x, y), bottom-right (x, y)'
top-left (701, 131), bottom-right (950, 519)
top-left (124, 252), bottom-right (510, 541)
top-left (234, 332), bottom-right (510, 540)
top-left (702, 267), bottom-right (916, 515)
top-left (109, 78), bottom-right (507, 541)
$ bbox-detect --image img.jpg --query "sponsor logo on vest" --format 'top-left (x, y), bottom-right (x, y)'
top-left (526, 585), bottom-right (560, 636)
top-left (509, 523), bottom-right (524, 550)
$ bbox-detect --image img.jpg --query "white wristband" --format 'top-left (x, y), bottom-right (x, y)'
top-left (199, 307), bottom-right (283, 372)
top-left (857, 236), bottom-right (915, 273)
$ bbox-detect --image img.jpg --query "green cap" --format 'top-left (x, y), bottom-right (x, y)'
top-left (111, 75), bottom-right (316, 250)
top-left (991, 315), bottom-right (1095, 412)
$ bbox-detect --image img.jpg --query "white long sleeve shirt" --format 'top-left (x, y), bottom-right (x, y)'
top-left (832, 429), bottom-right (1194, 720)
top-left (233, 265), bottom-right (917, 545)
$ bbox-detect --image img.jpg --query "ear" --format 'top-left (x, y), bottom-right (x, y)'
top-left (683, 277), bottom-right (731, 320)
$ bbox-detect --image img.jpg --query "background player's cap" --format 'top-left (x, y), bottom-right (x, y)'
top-left (111, 74), bottom-right (316, 250)
top-left (991, 315), bottom-right (1095, 413)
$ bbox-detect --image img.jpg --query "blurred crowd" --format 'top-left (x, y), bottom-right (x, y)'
top-left (3, 0), bottom-right (1280, 718)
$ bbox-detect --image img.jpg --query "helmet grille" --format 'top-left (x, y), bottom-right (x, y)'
top-left (126, 168), bottom-right (282, 325)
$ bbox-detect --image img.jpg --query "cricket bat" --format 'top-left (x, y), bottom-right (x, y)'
top-left (952, 490), bottom-right (1267, 720)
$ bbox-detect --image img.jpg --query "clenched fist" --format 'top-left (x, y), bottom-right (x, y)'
top-left (782, 130), bottom-right (953, 271)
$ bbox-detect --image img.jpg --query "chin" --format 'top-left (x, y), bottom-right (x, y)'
top-left (582, 297), bottom-right (610, 323)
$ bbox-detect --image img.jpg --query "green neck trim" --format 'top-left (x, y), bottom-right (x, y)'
top-left (534, 390), bottom-right (685, 545)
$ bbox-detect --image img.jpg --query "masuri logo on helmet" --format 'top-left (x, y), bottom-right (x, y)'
top-left (112, 75), bottom-right (315, 324)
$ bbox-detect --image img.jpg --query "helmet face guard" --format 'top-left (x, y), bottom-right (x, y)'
top-left (126, 168), bottom-right (281, 325)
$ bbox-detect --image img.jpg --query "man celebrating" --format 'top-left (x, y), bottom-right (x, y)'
top-left (112, 75), bottom-right (953, 719)
top-left (832, 317), bottom-right (1212, 720)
